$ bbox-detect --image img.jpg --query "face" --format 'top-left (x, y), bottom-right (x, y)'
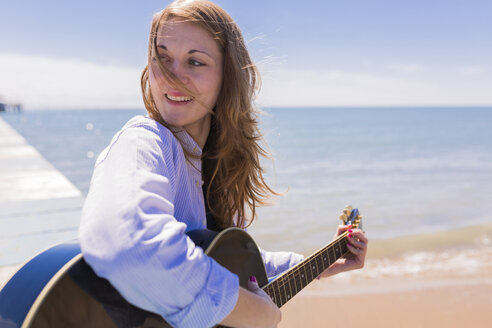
top-left (149, 19), bottom-right (223, 146)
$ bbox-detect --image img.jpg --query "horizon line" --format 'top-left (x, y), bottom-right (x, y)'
top-left (6, 104), bottom-right (492, 112)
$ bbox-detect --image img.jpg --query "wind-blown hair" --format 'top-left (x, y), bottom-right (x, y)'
top-left (141, 0), bottom-right (276, 229)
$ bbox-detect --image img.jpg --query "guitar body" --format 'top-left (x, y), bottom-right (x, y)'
top-left (0, 206), bottom-right (362, 328)
top-left (0, 228), bottom-right (268, 328)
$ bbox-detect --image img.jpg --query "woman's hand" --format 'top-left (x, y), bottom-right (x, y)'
top-left (318, 224), bottom-right (368, 279)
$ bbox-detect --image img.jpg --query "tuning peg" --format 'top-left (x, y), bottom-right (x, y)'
top-left (339, 212), bottom-right (348, 223)
top-left (354, 215), bottom-right (363, 228)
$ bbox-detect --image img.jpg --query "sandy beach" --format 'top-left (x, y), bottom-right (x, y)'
top-left (279, 279), bottom-right (492, 328)
top-left (278, 234), bottom-right (492, 328)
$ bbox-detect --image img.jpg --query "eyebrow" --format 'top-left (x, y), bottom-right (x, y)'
top-left (157, 44), bottom-right (215, 60)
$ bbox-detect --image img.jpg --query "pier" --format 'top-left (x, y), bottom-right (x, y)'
top-left (0, 117), bottom-right (84, 287)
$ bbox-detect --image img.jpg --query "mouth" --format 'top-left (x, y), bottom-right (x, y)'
top-left (165, 93), bottom-right (193, 103)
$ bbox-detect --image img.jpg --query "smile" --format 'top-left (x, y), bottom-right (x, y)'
top-left (165, 94), bottom-right (193, 102)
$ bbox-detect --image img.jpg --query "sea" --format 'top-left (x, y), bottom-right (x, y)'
top-left (2, 107), bottom-right (492, 280)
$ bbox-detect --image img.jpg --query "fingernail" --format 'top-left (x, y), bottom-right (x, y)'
top-left (348, 234), bottom-right (353, 238)
top-left (249, 276), bottom-right (257, 283)
top-left (348, 229), bottom-right (353, 233)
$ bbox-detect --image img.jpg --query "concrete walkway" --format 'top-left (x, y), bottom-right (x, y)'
top-left (0, 116), bottom-right (85, 286)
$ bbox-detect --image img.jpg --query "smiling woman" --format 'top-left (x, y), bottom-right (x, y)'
top-left (76, 1), bottom-right (367, 327)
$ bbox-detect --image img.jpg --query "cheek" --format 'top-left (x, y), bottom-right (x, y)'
top-left (207, 71), bottom-right (223, 101)
top-left (148, 63), bottom-right (160, 87)
top-left (148, 64), bottom-right (167, 99)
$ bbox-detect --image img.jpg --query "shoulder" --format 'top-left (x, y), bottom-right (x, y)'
top-left (96, 115), bottom-right (183, 166)
top-left (119, 115), bottom-right (176, 144)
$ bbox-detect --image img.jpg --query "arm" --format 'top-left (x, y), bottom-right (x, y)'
top-left (79, 123), bottom-right (238, 327)
top-left (260, 248), bottom-right (304, 278)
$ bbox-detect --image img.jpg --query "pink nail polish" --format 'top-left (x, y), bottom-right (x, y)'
top-left (249, 276), bottom-right (257, 283)
top-left (348, 234), bottom-right (353, 238)
top-left (348, 229), bottom-right (353, 233)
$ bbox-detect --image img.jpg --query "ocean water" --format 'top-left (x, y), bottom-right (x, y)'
top-left (2, 107), bottom-right (492, 258)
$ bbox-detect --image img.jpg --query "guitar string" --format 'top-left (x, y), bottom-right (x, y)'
top-left (265, 233), bottom-right (350, 307)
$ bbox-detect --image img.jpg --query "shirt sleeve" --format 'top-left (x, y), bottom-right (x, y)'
top-left (78, 125), bottom-right (239, 328)
top-left (260, 248), bottom-right (305, 278)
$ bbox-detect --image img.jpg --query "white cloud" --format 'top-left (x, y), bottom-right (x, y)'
top-left (458, 66), bottom-right (489, 75)
top-left (1, 52), bottom-right (491, 109)
top-left (257, 67), bottom-right (492, 107)
top-left (387, 63), bottom-right (423, 73)
top-left (0, 52), bottom-right (143, 109)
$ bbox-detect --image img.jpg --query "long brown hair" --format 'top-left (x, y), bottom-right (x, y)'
top-left (141, 0), bottom-right (276, 229)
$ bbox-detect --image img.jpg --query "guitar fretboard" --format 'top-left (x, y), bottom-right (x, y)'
top-left (262, 232), bottom-right (349, 307)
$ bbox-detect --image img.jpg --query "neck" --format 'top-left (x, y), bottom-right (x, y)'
top-left (262, 231), bottom-right (349, 308)
top-left (184, 114), bottom-right (211, 149)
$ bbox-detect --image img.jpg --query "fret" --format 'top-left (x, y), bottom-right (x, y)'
top-left (315, 254), bottom-right (324, 274)
top-left (290, 271), bottom-right (298, 297)
top-left (341, 238), bottom-right (348, 253)
top-left (300, 266), bottom-right (308, 288)
top-left (293, 269), bottom-right (302, 293)
top-left (321, 249), bottom-right (330, 270)
top-left (291, 271), bottom-right (298, 297)
top-left (312, 258), bottom-right (319, 280)
top-left (272, 280), bottom-right (281, 307)
top-left (265, 284), bottom-right (276, 305)
top-left (326, 246), bottom-right (332, 264)
top-left (311, 259), bottom-right (320, 278)
top-left (286, 272), bottom-right (294, 301)
top-left (278, 276), bottom-right (288, 306)
top-left (335, 242), bottom-right (341, 258)
top-left (305, 259), bottom-right (314, 282)
top-left (328, 244), bottom-right (336, 264)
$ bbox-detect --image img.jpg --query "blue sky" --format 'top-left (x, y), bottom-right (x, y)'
top-left (0, 0), bottom-right (491, 109)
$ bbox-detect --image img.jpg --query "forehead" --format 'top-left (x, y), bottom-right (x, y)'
top-left (156, 20), bottom-right (220, 53)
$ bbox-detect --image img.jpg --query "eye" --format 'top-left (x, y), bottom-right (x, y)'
top-left (157, 54), bottom-right (171, 63)
top-left (189, 58), bottom-right (205, 67)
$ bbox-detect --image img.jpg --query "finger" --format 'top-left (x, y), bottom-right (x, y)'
top-left (347, 235), bottom-right (367, 249)
top-left (350, 230), bottom-right (368, 244)
top-left (335, 224), bottom-right (352, 238)
top-left (347, 243), bottom-right (363, 255)
top-left (248, 275), bottom-right (260, 292)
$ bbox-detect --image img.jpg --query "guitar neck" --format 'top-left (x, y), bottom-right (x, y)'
top-left (262, 231), bottom-right (349, 307)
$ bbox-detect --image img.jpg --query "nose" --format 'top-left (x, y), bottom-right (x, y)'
top-left (170, 61), bottom-right (189, 84)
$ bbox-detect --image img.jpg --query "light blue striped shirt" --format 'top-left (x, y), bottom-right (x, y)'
top-left (79, 116), bottom-right (303, 328)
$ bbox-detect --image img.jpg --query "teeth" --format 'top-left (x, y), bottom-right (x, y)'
top-left (166, 94), bottom-right (192, 102)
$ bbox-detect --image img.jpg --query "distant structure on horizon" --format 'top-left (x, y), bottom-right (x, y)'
top-left (0, 96), bottom-right (22, 112)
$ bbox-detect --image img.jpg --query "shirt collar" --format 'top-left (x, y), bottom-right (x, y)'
top-left (171, 128), bottom-right (203, 170)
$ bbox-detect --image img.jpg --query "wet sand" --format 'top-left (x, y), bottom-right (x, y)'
top-left (279, 280), bottom-right (492, 328)
top-left (279, 243), bottom-right (492, 328)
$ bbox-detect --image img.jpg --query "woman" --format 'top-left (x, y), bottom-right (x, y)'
top-left (79, 1), bottom-right (368, 327)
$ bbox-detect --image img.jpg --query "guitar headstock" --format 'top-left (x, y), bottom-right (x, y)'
top-left (339, 205), bottom-right (363, 230)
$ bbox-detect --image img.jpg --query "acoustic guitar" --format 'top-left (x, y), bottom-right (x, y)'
top-left (0, 206), bottom-right (362, 328)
